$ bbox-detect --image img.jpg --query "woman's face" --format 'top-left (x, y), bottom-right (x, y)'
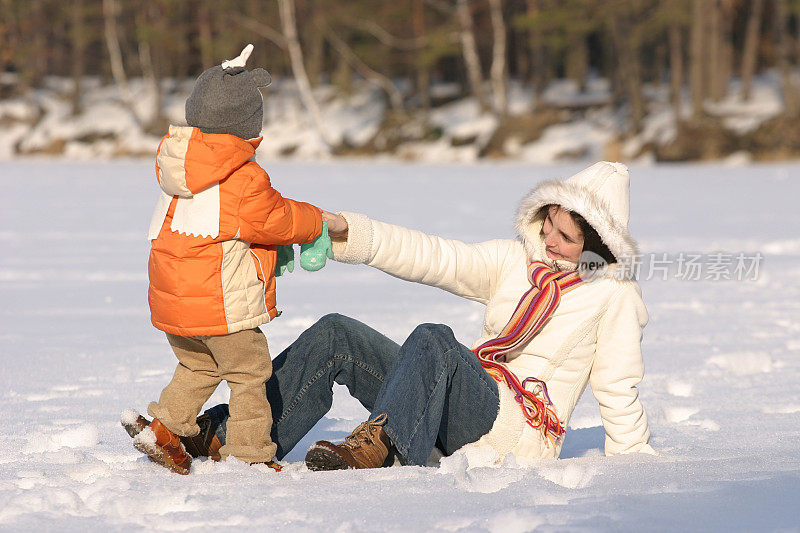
top-left (541, 206), bottom-right (584, 263)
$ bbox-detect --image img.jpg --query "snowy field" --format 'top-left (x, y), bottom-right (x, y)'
top-left (1, 160), bottom-right (799, 531)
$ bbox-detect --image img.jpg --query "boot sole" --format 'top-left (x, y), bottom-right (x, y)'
top-left (133, 440), bottom-right (191, 475)
top-left (305, 445), bottom-right (351, 471)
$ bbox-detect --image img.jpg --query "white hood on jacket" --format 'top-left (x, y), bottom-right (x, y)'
top-left (515, 161), bottom-right (639, 280)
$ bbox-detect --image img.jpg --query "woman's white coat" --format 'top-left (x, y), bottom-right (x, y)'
top-left (332, 162), bottom-right (657, 463)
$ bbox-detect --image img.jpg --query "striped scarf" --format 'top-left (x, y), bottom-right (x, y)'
top-left (473, 261), bottom-right (584, 445)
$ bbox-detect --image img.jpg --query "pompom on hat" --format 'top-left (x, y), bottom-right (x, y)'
top-left (185, 44), bottom-right (272, 140)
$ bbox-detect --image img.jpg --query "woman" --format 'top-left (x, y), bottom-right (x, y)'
top-left (128, 161), bottom-right (657, 469)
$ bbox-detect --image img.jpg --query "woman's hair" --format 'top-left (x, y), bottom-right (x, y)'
top-left (540, 205), bottom-right (617, 264)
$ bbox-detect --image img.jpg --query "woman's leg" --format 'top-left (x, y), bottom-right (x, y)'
top-left (372, 323), bottom-right (499, 466)
top-left (203, 313), bottom-right (400, 460)
top-left (308, 322), bottom-right (500, 469)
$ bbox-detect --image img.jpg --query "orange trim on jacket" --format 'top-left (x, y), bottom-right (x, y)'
top-left (148, 127), bottom-right (322, 336)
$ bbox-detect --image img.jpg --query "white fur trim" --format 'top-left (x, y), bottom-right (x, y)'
top-left (222, 44), bottom-right (253, 69)
top-left (331, 212), bottom-right (374, 264)
top-left (515, 162), bottom-right (640, 280)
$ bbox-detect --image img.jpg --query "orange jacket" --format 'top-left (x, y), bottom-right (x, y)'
top-left (148, 126), bottom-right (322, 336)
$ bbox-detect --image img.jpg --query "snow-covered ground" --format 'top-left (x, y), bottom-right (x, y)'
top-left (0, 72), bottom-right (789, 163)
top-left (1, 160), bottom-right (799, 531)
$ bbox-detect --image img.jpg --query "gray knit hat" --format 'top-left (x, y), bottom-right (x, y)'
top-left (185, 44), bottom-right (272, 140)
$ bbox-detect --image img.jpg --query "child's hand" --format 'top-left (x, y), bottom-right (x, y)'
top-left (274, 245), bottom-right (295, 277)
top-left (300, 221), bottom-right (333, 272)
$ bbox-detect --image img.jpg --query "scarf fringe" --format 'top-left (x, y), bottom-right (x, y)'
top-left (473, 261), bottom-right (583, 445)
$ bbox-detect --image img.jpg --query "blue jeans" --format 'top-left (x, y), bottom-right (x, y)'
top-left (204, 314), bottom-right (499, 466)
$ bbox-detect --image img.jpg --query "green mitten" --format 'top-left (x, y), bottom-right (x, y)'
top-left (274, 244), bottom-right (295, 277)
top-left (300, 221), bottom-right (333, 272)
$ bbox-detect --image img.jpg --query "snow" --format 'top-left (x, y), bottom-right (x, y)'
top-left (120, 408), bottom-right (140, 427)
top-left (517, 118), bottom-right (614, 163)
top-left (132, 427), bottom-right (157, 449)
top-left (704, 75), bottom-right (785, 135)
top-left (2, 160), bottom-right (800, 530)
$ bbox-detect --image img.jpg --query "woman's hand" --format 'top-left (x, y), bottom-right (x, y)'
top-left (321, 211), bottom-right (348, 238)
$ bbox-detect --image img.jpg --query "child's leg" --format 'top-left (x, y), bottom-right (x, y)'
top-left (205, 327), bottom-right (275, 463)
top-left (148, 334), bottom-right (222, 436)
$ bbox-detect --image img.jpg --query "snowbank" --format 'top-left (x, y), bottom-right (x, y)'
top-left (0, 73), bottom-right (794, 163)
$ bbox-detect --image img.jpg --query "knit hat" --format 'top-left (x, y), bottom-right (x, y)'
top-left (515, 161), bottom-right (639, 279)
top-left (185, 44), bottom-right (272, 140)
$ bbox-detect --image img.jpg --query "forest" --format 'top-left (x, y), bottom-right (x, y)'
top-left (1, 0), bottom-right (799, 161)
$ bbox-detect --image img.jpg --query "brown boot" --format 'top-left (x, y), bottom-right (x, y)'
top-left (133, 418), bottom-right (193, 475)
top-left (180, 413), bottom-right (223, 461)
top-left (122, 409), bottom-right (222, 461)
top-left (305, 414), bottom-right (393, 471)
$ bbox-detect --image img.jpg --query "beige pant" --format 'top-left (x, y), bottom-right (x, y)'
top-left (148, 327), bottom-right (277, 463)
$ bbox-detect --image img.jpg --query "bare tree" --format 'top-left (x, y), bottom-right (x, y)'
top-left (525, 0), bottom-right (547, 100)
top-left (69, 0), bottom-right (87, 115)
top-left (197, 3), bottom-right (214, 70)
top-left (707, 0), bottom-right (723, 101)
top-left (103, 0), bottom-right (140, 125)
top-left (305, 2), bottom-right (325, 87)
top-left (488, 0), bottom-right (508, 115)
top-left (775, 0), bottom-right (798, 115)
top-left (456, 0), bottom-right (489, 110)
top-left (741, 0), bottom-right (764, 101)
top-left (606, 10), bottom-right (644, 132)
top-left (689, 0), bottom-right (707, 118)
top-left (668, 22), bottom-right (684, 122)
top-left (136, 2), bottom-right (168, 133)
top-left (277, 0), bottom-right (334, 145)
top-left (717, 0), bottom-right (734, 101)
top-left (413, 0), bottom-right (431, 113)
top-left (25, 0), bottom-right (49, 88)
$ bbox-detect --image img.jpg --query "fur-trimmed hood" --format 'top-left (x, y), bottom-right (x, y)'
top-left (515, 161), bottom-right (639, 280)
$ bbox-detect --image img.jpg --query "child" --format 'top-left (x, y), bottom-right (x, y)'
top-left (125, 45), bottom-right (325, 474)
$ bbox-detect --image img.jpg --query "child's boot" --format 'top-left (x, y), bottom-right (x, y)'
top-left (133, 418), bottom-right (192, 475)
top-left (122, 409), bottom-right (223, 462)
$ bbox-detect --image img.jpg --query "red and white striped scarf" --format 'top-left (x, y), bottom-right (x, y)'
top-left (473, 261), bottom-right (584, 445)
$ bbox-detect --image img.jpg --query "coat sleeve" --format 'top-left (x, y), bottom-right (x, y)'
top-left (237, 169), bottom-right (323, 246)
top-left (331, 211), bottom-right (511, 304)
top-left (589, 282), bottom-right (658, 456)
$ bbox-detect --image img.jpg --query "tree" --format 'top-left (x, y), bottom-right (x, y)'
top-left (741, 0), bottom-right (764, 101)
top-left (456, 0), bottom-right (489, 110)
top-left (103, 0), bottom-right (138, 124)
top-left (689, 0), bottom-right (708, 117)
top-left (135, 0), bottom-right (169, 134)
top-left (775, 0), bottom-right (798, 115)
top-left (605, 1), bottom-right (646, 132)
top-left (488, 0), bottom-right (508, 115)
top-left (69, 0), bottom-right (87, 115)
top-left (277, 0), bottom-right (334, 145)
